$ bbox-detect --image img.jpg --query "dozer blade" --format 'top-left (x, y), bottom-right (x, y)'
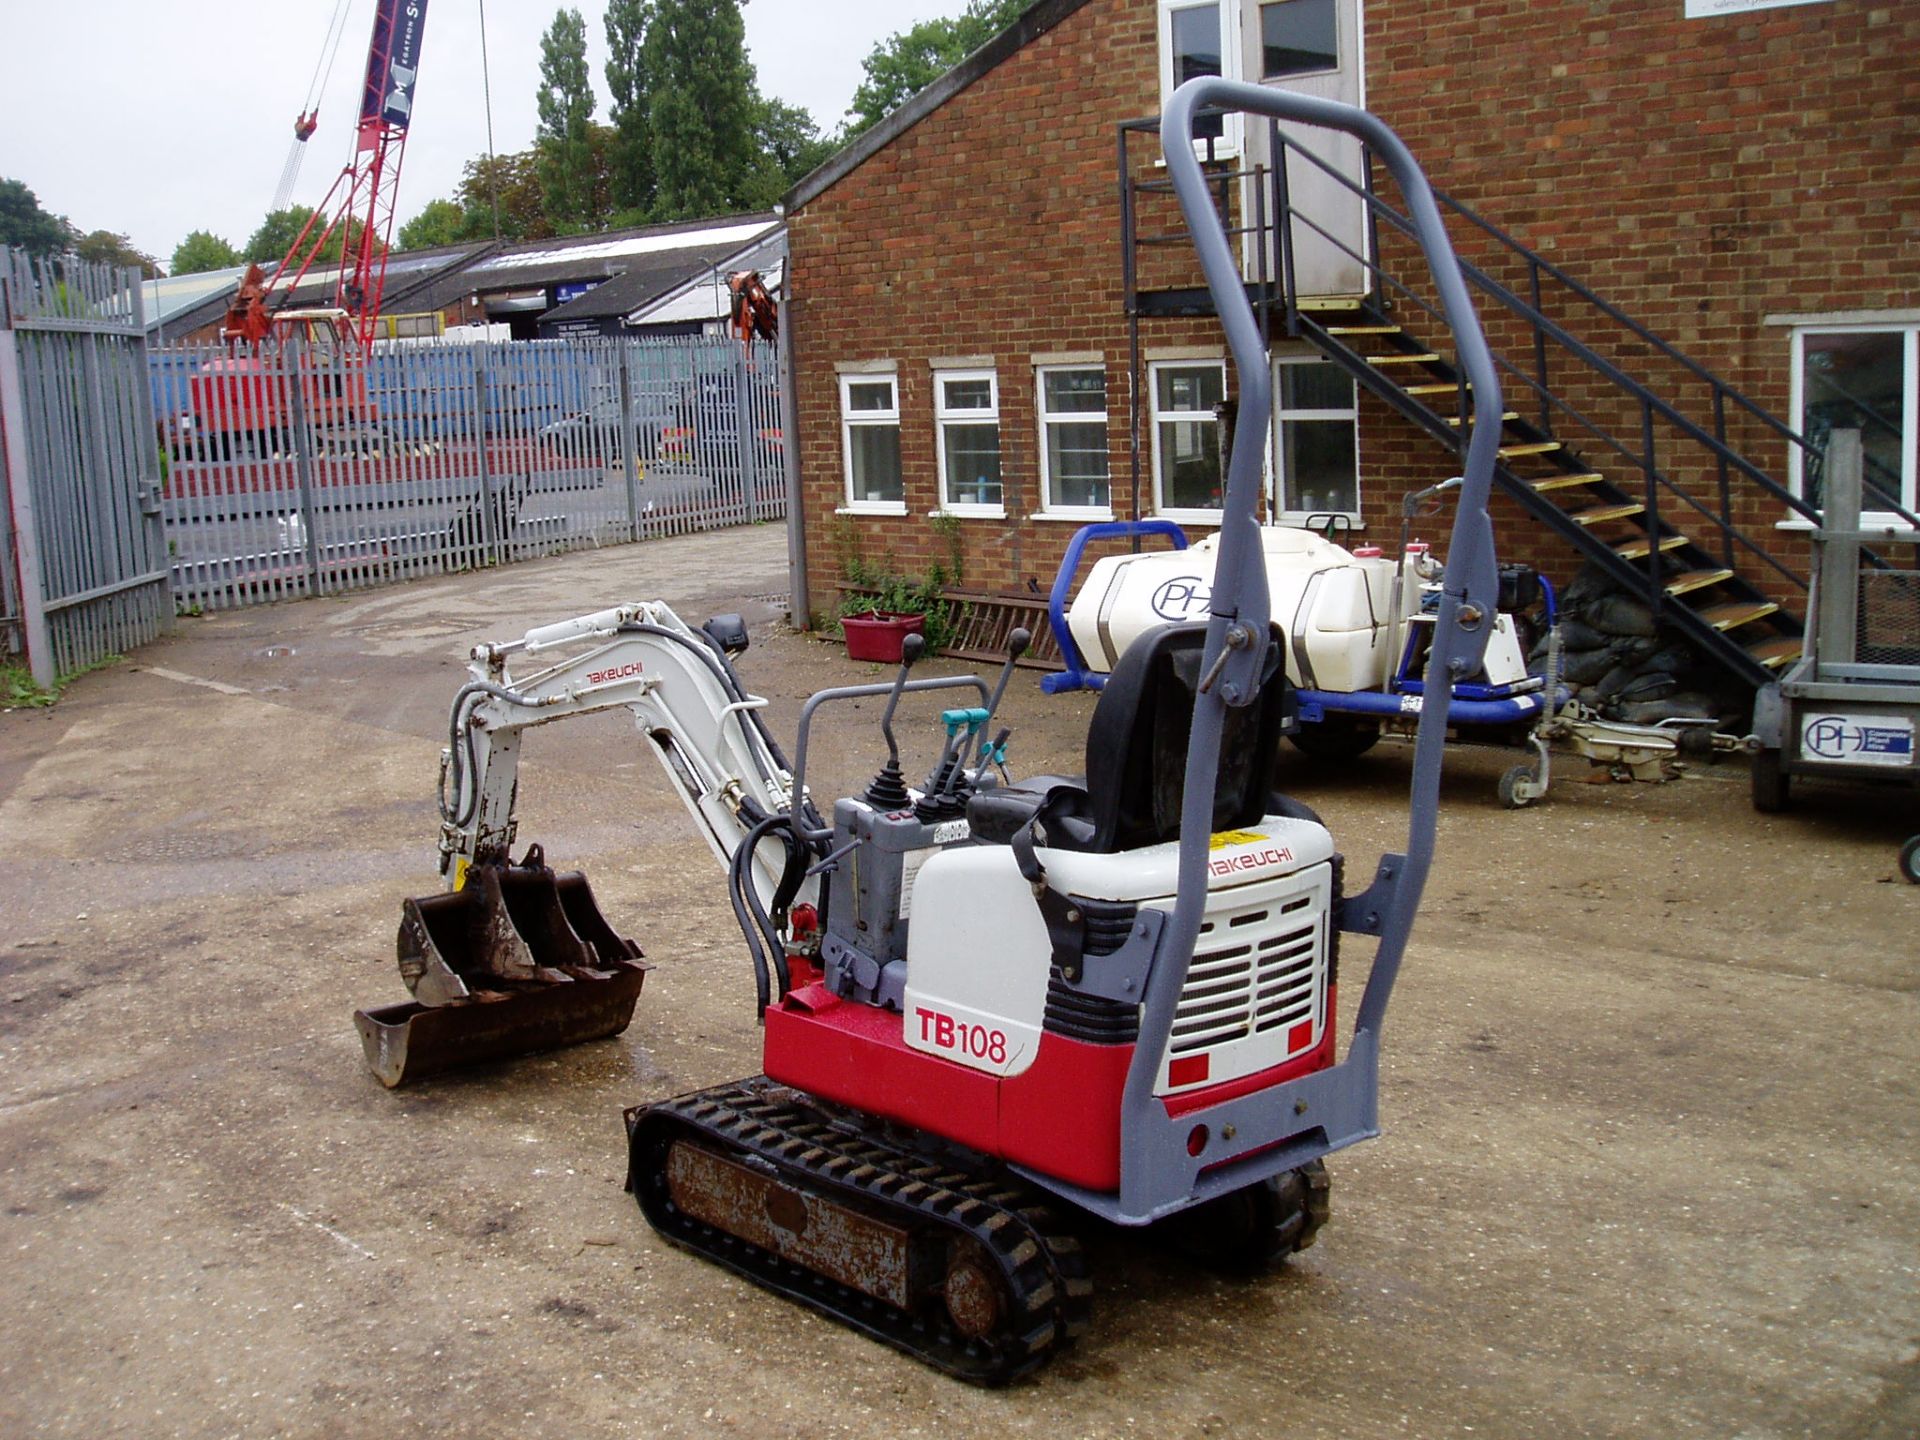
top-left (356, 848), bottom-right (650, 1087)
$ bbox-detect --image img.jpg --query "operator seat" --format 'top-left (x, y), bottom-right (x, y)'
top-left (969, 623), bottom-right (1290, 855)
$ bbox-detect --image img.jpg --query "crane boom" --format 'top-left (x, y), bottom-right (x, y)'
top-left (223, 0), bottom-right (431, 350)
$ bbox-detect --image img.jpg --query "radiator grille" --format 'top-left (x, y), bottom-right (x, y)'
top-left (1158, 863), bottom-right (1332, 1092)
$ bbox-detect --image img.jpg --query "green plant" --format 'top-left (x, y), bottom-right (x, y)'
top-left (1, 652), bottom-right (121, 709)
top-left (838, 561), bottom-right (961, 655)
top-left (927, 510), bottom-right (965, 586)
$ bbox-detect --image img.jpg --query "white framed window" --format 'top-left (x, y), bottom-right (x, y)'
top-left (1272, 353), bottom-right (1359, 519)
top-left (1150, 360), bottom-right (1227, 520)
top-left (933, 368), bottom-right (1003, 516)
top-left (1789, 322), bottom-right (1917, 522)
top-left (1157, 0), bottom-right (1243, 155)
top-left (839, 371), bottom-right (904, 513)
top-left (1036, 365), bottom-right (1112, 517)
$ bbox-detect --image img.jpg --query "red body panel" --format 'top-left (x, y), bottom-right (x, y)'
top-left (764, 981), bottom-right (1340, 1195)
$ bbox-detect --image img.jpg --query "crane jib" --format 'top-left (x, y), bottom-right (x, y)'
top-left (359, 0), bottom-right (430, 136)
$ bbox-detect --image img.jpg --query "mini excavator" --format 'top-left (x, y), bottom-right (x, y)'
top-left (353, 82), bottom-right (1508, 1382)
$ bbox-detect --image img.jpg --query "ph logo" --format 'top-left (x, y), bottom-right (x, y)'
top-left (1151, 575), bottom-right (1210, 620)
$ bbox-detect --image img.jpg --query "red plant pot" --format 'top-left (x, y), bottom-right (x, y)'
top-left (841, 610), bottom-right (925, 663)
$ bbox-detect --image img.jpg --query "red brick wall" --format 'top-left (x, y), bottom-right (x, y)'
top-left (788, 0), bottom-right (1919, 624)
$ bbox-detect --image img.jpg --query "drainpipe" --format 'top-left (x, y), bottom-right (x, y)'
top-left (778, 282), bottom-right (809, 628)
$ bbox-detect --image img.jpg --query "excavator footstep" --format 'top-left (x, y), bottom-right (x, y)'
top-left (357, 851), bottom-right (649, 1087)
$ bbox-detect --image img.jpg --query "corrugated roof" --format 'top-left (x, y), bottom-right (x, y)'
top-left (619, 229), bottom-right (788, 327)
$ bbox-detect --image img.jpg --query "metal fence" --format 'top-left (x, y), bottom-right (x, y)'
top-left (151, 331), bottom-right (784, 613)
top-left (1, 250), bottom-right (170, 685)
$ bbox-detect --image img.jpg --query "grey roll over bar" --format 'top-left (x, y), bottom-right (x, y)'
top-left (1028, 79), bottom-right (1504, 1224)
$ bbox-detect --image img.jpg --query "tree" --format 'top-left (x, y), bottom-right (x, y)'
top-left (171, 231), bottom-right (241, 276)
top-left (846, 0), bottom-right (1027, 136)
top-left (604, 0), bottom-right (657, 215)
top-left (245, 206), bottom-right (318, 264)
top-left (397, 198), bottom-right (477, 251)
top-left (754, 94), bottom-right (835, 190)
top-left (73, 230), bottom-right (161, 279)
top-left (536, 8), bottom-right (598, 228)
top-left (646, 0), bottom-right (757, 220)
top-left (0, 177), bottom-right (74, 259)
top-left (459, 150), bottom-right (551, 242)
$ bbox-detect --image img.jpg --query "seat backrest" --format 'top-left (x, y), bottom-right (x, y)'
top-left (1082, 623), bottom-right (1289, 853)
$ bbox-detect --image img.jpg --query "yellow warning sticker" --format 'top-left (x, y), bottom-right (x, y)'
top-left (452, 856), bottom-right (471, 890)
top-left (1209, 829), bottom-right (1269, 849)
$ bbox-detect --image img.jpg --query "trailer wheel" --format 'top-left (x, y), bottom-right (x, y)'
top-left (1498, 765), bottom-right (1536, 810)
top-left (1289, 718), bottom-right (1380, 761)
top-left (1899, 836), bottom-right (1920, 885)
top-left (1750, 748), bottom-right (1789, 814)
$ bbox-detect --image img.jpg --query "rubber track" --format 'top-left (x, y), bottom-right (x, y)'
top-left (627, 1077), bottom-right (1093, 1385)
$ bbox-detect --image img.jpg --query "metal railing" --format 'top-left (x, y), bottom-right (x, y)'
top-left (149, 332), bottom-right (785, 613)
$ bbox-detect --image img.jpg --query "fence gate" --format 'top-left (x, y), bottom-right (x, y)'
top-left (0, 249), bottom-right (169, 686)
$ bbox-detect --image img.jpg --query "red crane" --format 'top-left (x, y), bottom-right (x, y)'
top-left (223, 0), bottom-right (432, 353)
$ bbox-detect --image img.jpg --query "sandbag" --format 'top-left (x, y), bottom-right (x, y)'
top-left (1585, 593), bottom-right (1658, 638)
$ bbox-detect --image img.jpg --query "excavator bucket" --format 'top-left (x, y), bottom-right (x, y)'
top-left (354, 849), bottom-right (649, 1087)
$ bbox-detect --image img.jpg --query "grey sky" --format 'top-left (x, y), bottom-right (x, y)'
top-left (0, 1), bottom-right (969, 266)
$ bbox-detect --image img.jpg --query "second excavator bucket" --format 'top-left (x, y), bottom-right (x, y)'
top-left (354, 848), bottom-right (649, 1087)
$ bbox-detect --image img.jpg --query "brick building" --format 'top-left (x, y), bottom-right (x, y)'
top-left (782, 0), bottom-right (1917, 681)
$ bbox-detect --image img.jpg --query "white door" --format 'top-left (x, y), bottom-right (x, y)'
top-left (1241, 0), bottom-right (1368, 299)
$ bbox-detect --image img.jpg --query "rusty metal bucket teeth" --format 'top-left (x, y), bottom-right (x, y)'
top-left (355, 848), bottom-right (649, 1087)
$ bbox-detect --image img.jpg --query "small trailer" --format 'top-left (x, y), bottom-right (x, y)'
top-left (1749, 430), bottom-right (1920, 881)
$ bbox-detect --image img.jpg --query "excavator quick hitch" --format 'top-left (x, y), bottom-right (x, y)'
top-left (354, 846), bottom-right (648, 1088)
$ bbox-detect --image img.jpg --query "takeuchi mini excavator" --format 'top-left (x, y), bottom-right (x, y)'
top-left (353, 81), bottom-right (1509, 1382)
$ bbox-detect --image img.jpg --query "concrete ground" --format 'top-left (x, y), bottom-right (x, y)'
top-left (2, 522), bottom-right (1915, 1440)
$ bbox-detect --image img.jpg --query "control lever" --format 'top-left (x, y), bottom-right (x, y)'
top-left (971, 627), bottom-right (1030, 770)
top-left (862, 634), bottom-right (924, 810)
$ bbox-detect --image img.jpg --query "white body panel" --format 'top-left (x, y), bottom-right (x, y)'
top-left (1068, 528), bottom-right (1406, 689)
top-left (904, 819), bottom-right (1337, 1095)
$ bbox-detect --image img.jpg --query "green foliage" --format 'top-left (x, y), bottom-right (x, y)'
top-left (927, 510), bottom-right (967, 586)
top-left (604, 0), bottom-right (658, 214)
top-left (0, 177), bottom-right (73, 259)
top-left (170, 230), bottom-right (241, 276)
top-left (458, 150), bottom-right (552, 242)
top-left (839, 555), bottom-right (962, 655)
top-left (2, 653), bottom-right (121, 709)
top-left (646, 0), bottom-right (758, 220)
top-left (396, 198), bottom-right (476, 251)
top-left (536, 8), bottom-right (598, 227)
top-left (846, 0), bottom-right (1027, 136)
top-left (744, 94), bottom-right (836, 205)
top-left (73, 230), bottom-right (160, 278)
top-left (245, 206), bottom-right (317, 264)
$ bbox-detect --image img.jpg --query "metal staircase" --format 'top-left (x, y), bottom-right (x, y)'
top-left (1117, 114), bottom-right (1920, 693)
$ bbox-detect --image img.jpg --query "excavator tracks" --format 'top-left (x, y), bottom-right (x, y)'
top-left (625, 1077), bottom-right (1093, 1385)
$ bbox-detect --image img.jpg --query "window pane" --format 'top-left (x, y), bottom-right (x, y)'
top-left (1169, 4), bottom-right (1224, 141)
top-left (942, 377), bottom-right (993, 411)
top-left (1801, 331), bottom-right (1906, 510)
top-left (1043, 368), bottom-right (1106, 415)
top-left (849, 425), bottom-right (902, 502)
top-left (1155, 364), bottom-right (1224, 414)
top-left (944, 423), bottom-right (1002, 506)
top-left (1047, 420), bottom-right (1110, 509)
top-left (1160, 417), bottom-right (1222, 510)
top-left (1261, 0), bottom-right (1338, 78)
top-left (1280, 360), bottom-right (1353, 412)
top-left (1281, 418), bottom-right (1358, 512)
top-left (846, 380), bottom-right (894, 413)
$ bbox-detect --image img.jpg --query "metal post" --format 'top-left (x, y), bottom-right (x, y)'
top-left (734, 341), bottom-right (759, 524)
top-left (0, 325), bottom-right (52, 687)
top-left (1528, 259), bottom-right (1550, 435)
top-left (777, 299), bottom-right (809, 625)
top-left (1816, 428), bottom-right (1863, 668)
top-left (1712, 387), bottom-right (1735, 570)
top-left (1641, 398), bottom-right (1661, 617)
top-left (616, 342), bottom-right (641, 542)
top-left (284, 337), bottom-right (324, 590)
top-left (472, 348), bottom-right (498, 563)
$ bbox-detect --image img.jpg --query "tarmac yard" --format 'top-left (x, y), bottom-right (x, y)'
top-left (2, 524), bottom-right (1915, 1440)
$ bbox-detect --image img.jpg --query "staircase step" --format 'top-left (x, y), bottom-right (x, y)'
top-left (1444, 412), bottom-right (1520, 425)
top-left (1499, 441), bottom-right (1563, 459)
top-left (1533, 471), bottom-right (1607, 492)
top-left (1325, 325), bottom-right (1403, 335)
top-left (1368, 353), bottom-right (1442, 366)
top-left (1696, 599), bottom-right (1781, 631)
top-left (1403, 381), bottom-right (1469, 396)
top-left (1570, 502), bottom-right (1646, 525)
top-left (1611, 533), bottom-right (1689, 560)
top-left (1664, 567), bottom-right (1734, 597)
top-left (1745, 637), bottom-right (1802, 669)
